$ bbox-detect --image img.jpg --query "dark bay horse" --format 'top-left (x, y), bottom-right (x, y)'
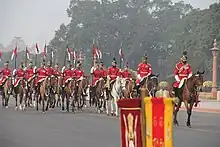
top-left (14, 77), bottom-right (26, 110)
top-left (138, 74), bottom-right (159, 97)
top-left (1, 77), bottom-right (13, 108)
top-left (90, 78), bottom-right (106, 113)
top-left (171, 71), bottom-right (204, 128)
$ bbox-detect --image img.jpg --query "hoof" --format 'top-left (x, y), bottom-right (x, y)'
top-left (186, 122), bottom-right (191, 128)
top-left (174, 120), bottom-right (179, 126)
top-left (15, 107), bottom-right (18, 110)
top-left (5, 106), bottom-right (8, 109)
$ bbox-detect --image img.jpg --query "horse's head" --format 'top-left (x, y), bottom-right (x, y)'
top-left (193, 70), bottom-right (205, 92)
top-left (149, 74), bottom-right (159, 90)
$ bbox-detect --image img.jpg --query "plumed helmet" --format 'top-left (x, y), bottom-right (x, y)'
top-left (42, 59), bottom-right (46, 65)
top-left (180, 51), bottom-right (187, 61)
top-left (124, 62), bottom-right (128, 68)
top-left (112, 57), bottom-right (117, 65)
top-left (67, 60), bottom-right (72, 66)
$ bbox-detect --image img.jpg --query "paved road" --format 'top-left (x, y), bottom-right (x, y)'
top-left (0, 102), bottom-right (220, 147)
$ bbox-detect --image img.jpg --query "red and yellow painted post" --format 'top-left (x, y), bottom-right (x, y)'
top-left (144, 97), bottom-right (173, 147)
top-left (117, 98), bottom-right (142, 147)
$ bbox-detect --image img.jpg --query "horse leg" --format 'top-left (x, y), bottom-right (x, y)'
top-left (173, 100), bottom-right (181, 126)
top-left (185, 100), bottom-right (193, 128)
top-left (15, 94), bottom-right (18, 110)
top-left (66, 94), bottom-right (69, 112)
top-left (61, 91), bottom-right (65, 111)
top-left (42, 94), bottom-right (45, 113)
top-left (71, 94), bottom-right (75, 113)
top-left (114, 97), bottom-right (119, 117)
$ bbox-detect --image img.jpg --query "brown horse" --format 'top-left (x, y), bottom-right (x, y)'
top-left (137, 74), bottom-right (159, 97)
top-left (25, 76), bottom-right (36, 107)
top-left (36, 77), bottom-right (49, 112)
top-left (171, 71), bottom-right (204, 128)
top-left (90, 78), bottom-right (106, 113)
top-left (61, 77), bottom-right (75, 112)
top-left (51, 76), bottom-right (62, 108)
top-left (75, 77), bottom-right (89, 110)
top-left (1, 77), bottom-right (12, 108)
top-left (121, 79), bottom-right (135, 98)
top-left (14, 77), bottom-right (26, 110)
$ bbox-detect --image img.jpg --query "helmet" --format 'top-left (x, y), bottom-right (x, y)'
top-left (77, 61), bottom-right (82, 67)
top-left (55, 62), bottom-right (59, 68)
top-left (124, 62), bottom-right (128, 68)
top-left (180, 51), bottom-right (187, 62)
top-left (112, 57), bottom-right (117, 66)
top-left (42, 59), bottom-right (46, 65)
top-left (67, 61), bottom-right (72, 67)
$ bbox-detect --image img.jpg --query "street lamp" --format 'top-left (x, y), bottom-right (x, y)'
top-left (210, 39), bottom-right (220, 98)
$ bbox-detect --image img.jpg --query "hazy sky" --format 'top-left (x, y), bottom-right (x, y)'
top-left (0, 0), bottom-right (218, 47)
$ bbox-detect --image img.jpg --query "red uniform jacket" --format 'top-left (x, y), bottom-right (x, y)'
top-left (91, 69), bottom-right (104, 86)
top-left (73, 69), bottom-right (84, 80)
top-left (35, 67), bottom-right (48, 86)
top-left (137, 63), bottom-right (152, 78)
top-left (0, 68), bottom-right (11, 85)
top-left (100, 68), bottom-right (107, 77)
top-left (173, 62), bottom-right (192, 88)
top-left (26, 67), bottom-right (34, 82)
top-left (121, 70), bottom-right (132, 81)
top-left (108, 67), bottom-right (120, 80)
top-left (14, 68), bottom-right (25, 87)
top-left (63, 69), bottom-right (74, 83)
top-left (46, 67), bottom-right (55, 76)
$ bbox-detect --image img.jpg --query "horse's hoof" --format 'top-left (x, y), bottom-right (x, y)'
top-left (186, 122), bottom-right (191, 128)
top-left (5, 106), bottom-right (8, 109)
top-left (15, 107), bottom-right (18, 110)
top-left (174, 120), bottom-right (179, 126)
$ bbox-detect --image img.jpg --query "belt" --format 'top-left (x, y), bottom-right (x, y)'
top-left (179, 74), bottom-right (187, 76)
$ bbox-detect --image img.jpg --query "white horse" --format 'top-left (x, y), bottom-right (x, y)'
top-left (106, 77), bottom-right (123, 116)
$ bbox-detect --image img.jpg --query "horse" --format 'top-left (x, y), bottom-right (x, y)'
top-left (106, 77), bottom-right (123, 116)
top-left (171, 71), bottom-right (204, 128)
top-left (90, 78), bottom-right (106, 113)
top-left (61, 77), bottom-right (75, 112)
top-left (51, 75), bottom-right (62, 108)
top-left (1, 76), bottom-right (13, 108)
top-left (121, 78), bottom-right (135, 98)
top-left (13, 77), bottom-right (26, 110)
top-left (36, 77), bottom-right (49, 113)
top-left (138, 74), bottom-right (159, 97)
top-left (25, 76), bottom-right (36, 108)
top-left (75, 76), bottom-right (89, 110)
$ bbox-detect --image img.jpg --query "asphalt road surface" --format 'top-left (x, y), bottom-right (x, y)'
top-left (0, 100), bottom-right (220, 147)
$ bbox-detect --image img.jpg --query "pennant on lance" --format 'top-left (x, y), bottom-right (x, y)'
top-left (0, 52), bottom-right (2, 61)
top-left (119, 48), bottom-right (124, 61)
top-left (26, 46), bottom-right (30, 60)
top-left (35, 43), bottom-right (39, 54)
top-left (43, 44), bottom-right (47, 59)
top-left (67, 47), bottom-right (71, 61)
top-left (11, 46), bottom-right (17, 60)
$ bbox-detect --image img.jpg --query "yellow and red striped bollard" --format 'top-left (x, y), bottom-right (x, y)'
top-left (144, 97), bottom-right (173, 147)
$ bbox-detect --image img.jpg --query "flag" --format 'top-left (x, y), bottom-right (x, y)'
top-left (51, 49), bottom-right (54, 59)
top-left (72, 51), bottom-right (76, 66)
top-left (26, 46), bottom-right (30, 60)
top-left (35, 43), bottom-right (39, 54)
top-left (93, 43), bottom-right (97, 59)
top-left (0, 52), bottom-right (2, 61)
top-left (43, 44), bottom-right (47, 59)
top-left (11, 46), bottom-right (17, 60)
top-left (67, 47), bottom-right (71, 61)
top-left (119, 48), bottom-right (124, 61)
top-left (97, 47), bottom-right (102, 59)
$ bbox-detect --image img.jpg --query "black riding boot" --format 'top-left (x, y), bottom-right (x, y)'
top-left (136, 85), bottom-right (140, 96)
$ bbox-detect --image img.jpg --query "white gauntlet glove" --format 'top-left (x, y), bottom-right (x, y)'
top-left (137, 74), bottom-right (141, 79)
top-left (174, 75), bottom-right (180, 82)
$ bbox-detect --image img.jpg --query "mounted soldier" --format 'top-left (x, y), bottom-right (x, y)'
top-left (0, 61), bottom-right (12, 87)
top-left (99, 61), bottom-right (107, 78)
top-left (26, 61), bottom-right (35, 82)
top-left (73, 61), bottom-right (85, 82)
top-left (173, 51), bottom-right (200, 107)
top-left (62, 61), bottom-right (73, 88)
top-left (45, 61), bottom-right (55, 76)
top-left (136, 53), bottom-right (152, 95)
top-left (106, 58), bottom-right (121, 91)
top-left (120, 63), bottom-right (132, 82)
top-left (90, 61), bottom-right (103, 87)
top-left (13, 61), bottom-right (25, 88)
top-left (35, 60), bottom-right (48, 89)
